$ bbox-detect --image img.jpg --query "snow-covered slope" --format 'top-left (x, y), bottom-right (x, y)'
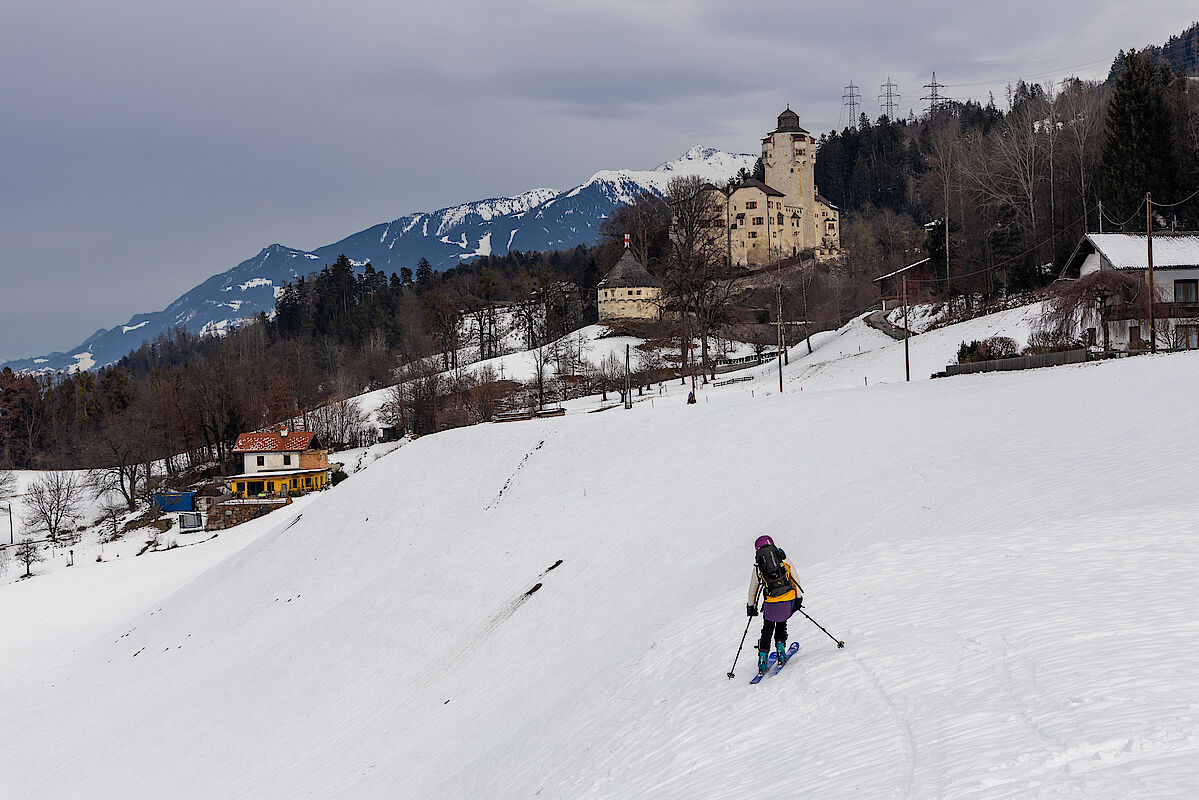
top-left (3, 310), bottom-right (1199, 798)
top-left (3, 147), bottom-right (754, 373)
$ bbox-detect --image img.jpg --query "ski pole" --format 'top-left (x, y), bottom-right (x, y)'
top-left (726, 616), bottom-right (754, 679)
top-left (799, 608), bottom-right (845, 648)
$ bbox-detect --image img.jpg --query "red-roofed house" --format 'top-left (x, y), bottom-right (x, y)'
top-left (228, 426), bottom-right (332, 497)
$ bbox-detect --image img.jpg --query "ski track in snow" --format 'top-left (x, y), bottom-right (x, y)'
top-left (5, 306), bottom-right (1199, 798)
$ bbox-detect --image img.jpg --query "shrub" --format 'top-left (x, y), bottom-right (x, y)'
top-left (331, 468), bottom-right (349, 487)
top-left (957, 336), bottom-right (1019, 364)
top-left (1022, 330), bottom-right (1082, 355)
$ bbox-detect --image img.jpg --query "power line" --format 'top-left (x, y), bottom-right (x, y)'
top-left (879, 78), bottom-right (900, 119)
top-left (1148, 187), bottom-right (1199, 208)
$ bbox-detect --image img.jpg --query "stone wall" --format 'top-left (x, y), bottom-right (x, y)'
top-left (206, 498), bottom-right (291, 531)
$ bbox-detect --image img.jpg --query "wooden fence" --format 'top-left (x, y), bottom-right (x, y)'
top-left (943, 349), bottom-right (1089, 376)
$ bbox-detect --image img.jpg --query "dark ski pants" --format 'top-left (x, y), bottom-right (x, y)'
top-left (758, 619), bottom-right (787, 652)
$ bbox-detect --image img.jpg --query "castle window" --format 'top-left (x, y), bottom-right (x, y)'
top-left (745, 201), bottom-right (757, 209)
top-left (777, 214), bottom-right (784, 225)
top-left (748, 232), bottom-right (758, 239)
top-left (636, 290), bottom-right (642, 295)
top-left (753, 217), bottom-right (764, 225)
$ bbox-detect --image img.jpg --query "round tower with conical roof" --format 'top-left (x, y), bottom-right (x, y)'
top-left (597, 247), bottom-right (662, 323)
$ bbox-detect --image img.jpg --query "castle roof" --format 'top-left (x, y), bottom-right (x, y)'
top-left (729, 178), bottom-right (785, 198)
top-left (598, 250), bottom-right (661, 289)
top-left (815, 193), bottom-right (838, 210)
top-left (773, 107), bottom-right (808, 134)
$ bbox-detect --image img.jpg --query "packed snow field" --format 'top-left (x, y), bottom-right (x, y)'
top-left (3, 305), bottom-right (1199, 799)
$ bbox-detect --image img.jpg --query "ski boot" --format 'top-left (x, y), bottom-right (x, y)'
top-left (757, 649), bottom-right (771, 674)
top-left (775, 641), bottom-right (789, 666)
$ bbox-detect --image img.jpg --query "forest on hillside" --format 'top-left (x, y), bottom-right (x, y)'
top-left (816, 44), bottom-right (1199, 299)
top-left (0, 247), bottom-right (608, 478)
top-left (2, 40), bottom-right (1197, 486)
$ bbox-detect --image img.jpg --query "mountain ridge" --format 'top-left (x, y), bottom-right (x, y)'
top-left (4, 147), bottom-right (753, 374)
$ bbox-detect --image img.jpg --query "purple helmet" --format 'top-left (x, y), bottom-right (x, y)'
top-left (755, 535), bottom-right (774, 549)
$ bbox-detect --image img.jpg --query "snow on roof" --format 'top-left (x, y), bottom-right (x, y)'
top-left (874, 258), bottom-right (931, 283)
top-left (232, 430), bottom-right (317, 453)
top-left (1088, 234), bottom-right (1199, 270)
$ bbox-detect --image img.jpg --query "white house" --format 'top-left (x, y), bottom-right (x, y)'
top-left (1063, 233), bottom-right (1199, 351)
top-left (228, 426), bottom-right (332, 497)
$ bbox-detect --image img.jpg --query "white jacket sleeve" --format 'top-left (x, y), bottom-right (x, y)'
top-left (748, 565), bottom-right (762, 606)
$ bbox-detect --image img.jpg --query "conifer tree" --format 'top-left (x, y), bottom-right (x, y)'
top-left (1100, 49), bottom-right (1180, 228)
top-left (415, 257), bottom-right (434, 286)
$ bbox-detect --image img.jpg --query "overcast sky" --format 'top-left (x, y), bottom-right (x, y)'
top-left (2, 0), bottom-right (1195, 363)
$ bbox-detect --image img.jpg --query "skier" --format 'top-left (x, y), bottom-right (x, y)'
top-left (746, 534), bottom-right (802, 674)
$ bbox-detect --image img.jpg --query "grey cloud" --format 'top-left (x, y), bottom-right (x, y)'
top-left (1, 0), bottom-right (1195, 361)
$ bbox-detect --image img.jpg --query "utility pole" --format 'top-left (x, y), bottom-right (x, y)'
top-left (3, 502), bottom-right (11, 544)
top-left (776, 282), bottom-right (784, 393)
top-left (921, 72), bottom-right (948, 114)
top-left (902, 276), bottom-right (911, 382)
top-left (879, 78), bottom-right (900, 120)
top-left (842, 82), bottom-right (861, 127)
top-left (624, 344), bottom-right (632, 409)
top-left (1098, 198), bottom-right (1103, 234)
top-left (689, 338), bottom-right (697, 392)
top-left (778, 250), bottom-right (788, 366)
top-left (1147, 192), bottom-right (1157, 354)
top-left (945, 209), bottom-right (951, 302)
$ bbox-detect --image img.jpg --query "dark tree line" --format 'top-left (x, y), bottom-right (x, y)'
top-left (0, 243), bottom-right (610, 473)
top-left (815, 45), bottom-right (1198, 305)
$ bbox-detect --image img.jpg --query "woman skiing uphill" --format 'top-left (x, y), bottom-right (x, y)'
top-left (746, 535), bottom-right (802, 674)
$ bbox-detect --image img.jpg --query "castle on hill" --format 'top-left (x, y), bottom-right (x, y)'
top-left (709, 107), bottom-right (840, 266)
top-left (597, 109), bottom-right (840, 323)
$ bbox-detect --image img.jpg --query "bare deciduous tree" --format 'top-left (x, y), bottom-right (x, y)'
top-left (98, 502), bottom-right (126, 542)
top-left (1041, 269), bottom-right (1143, 349)
top-left (921, 118), bottom-right (963, 292)
top-left (22, 472), bottom-right (82, 544)
top-left (14, 538), bottom-right (44, 578)
top-left (88, 410), bottom-right (151, 512)
top-left (599, 191), bottom-right (670, 268)
top-left (311, 392), bottom-right (368, 451)
top-left (530, 344), bottom-right (552, 410)
top-left (665, 175), bottom-right (734, 383)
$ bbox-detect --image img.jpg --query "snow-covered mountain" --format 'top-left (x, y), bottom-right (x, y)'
top-left (4, 146), bottom-right (754, 374)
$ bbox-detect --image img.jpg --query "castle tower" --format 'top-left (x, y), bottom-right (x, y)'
top-left (761, 107), bottom-right (818, 248)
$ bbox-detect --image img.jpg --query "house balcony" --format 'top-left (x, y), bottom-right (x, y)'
top-left (1102, 302), bottom-right (1199, 321)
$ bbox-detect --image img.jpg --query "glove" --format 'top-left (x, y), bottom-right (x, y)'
top-left (746, 604), bottom-right (758, 617)
top-left (795, 595), bottom-right (803, 610)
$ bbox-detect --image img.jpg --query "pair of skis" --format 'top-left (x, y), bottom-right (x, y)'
top-left (749, 642), bottom-right (800, 684)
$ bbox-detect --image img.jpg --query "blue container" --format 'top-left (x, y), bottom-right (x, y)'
top-left (154, 491), bottom-right (196, 513)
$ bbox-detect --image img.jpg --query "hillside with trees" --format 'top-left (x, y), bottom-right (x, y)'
top-left (816, 42), bottom-right (1198, 304)
top-left (3, 28), bottom-right (1197, 484)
